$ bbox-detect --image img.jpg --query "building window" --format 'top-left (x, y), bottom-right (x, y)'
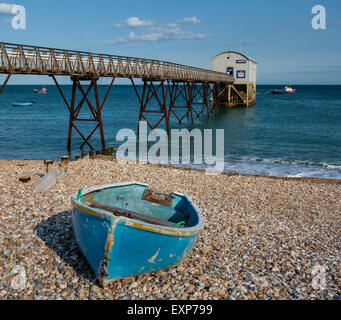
top-left (236, 70), bottom-right (246, 79)
top-left (226, 67), bottom-right (233, 75)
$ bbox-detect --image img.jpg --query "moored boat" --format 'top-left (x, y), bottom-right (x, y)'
top-left (272, 85), bottom-right (296, 95)
top-left (12, 101), bottom-right (34, 106)
top-left (71, 182), bottom-right (205, 286)
top-left (33, 87), bottom-right (48, 94)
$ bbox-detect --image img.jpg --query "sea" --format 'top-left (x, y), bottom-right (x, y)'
top-left (0, 84), bottom-right (340, 179)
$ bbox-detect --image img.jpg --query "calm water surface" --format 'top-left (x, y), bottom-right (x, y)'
top-left (0, 84), bottom-right (340, 179)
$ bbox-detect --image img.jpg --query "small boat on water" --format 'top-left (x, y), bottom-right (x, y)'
top-left (12, 101), bottom-right (34, 107)
top-left (71, 182), bottom-right (205, 286)
top-left (272, 85), bottom-right (296, 95)
top-left (33, 87), bottom-right (48, 94)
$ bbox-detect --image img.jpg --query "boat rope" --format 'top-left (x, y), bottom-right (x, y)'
top-left (88, 259), bottom-right (109, 300)
top-left (172, 221), bottom-right (186, 228)
top-left (256, 90), bottom-right (272, 95)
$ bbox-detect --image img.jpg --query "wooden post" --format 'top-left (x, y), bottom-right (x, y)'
top-left (210, 84), bottom-right (214, 111)
top-left (61, 156), bottom-right (69, 165)
top-left (44, 160), bottom-right (53, 173)
top-left (228, 85), bottom-right (231, 107)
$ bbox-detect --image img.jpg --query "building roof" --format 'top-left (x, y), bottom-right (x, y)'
top-left (212, 50), bottom-right (257, 64)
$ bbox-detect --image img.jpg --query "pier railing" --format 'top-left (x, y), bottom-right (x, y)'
top-left (0, 42), bottom-right (233, 83)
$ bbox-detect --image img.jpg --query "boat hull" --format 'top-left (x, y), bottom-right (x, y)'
top-left (71, 182), bottom-right (204, 285)
top-left (12, 103), bottom-right (33, 106)
top-left (271, 90), bottom-right (295, 95)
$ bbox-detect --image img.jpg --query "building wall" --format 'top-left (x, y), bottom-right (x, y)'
top-left (212, 51), bottom-right (257, 84)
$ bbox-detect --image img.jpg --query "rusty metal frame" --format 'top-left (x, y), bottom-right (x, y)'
top-left (168, 81), bottom-right (195, 124)
top-left (0, 74), bottom-right (11, 96)
top-left (131, 78), bottom-right (170, 135)
top-left (51, 75), bottom-right (115, 150)
top-left (190, 82), bottom-right (210, 119)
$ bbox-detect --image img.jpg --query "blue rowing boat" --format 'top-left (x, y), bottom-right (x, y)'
top-left (12, 102), bottom-right (34, 107)
top-left (71, 182), bottom-right (205, 286)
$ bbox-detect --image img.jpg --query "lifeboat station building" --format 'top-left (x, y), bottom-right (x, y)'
top-left (212, 51), bottom-right (257, 107)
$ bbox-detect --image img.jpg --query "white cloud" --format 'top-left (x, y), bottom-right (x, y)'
top-left (103, 37), bottom-right (128, 45)
top-left (126, 17), bottom-right (155, 27)
top-left (107, 24), bottom-right (209, 44)
top-left (0, 2), bottom-right (15, 14)
top-left (176, 17), bottom-right (200, 24)
top-left (106, 16), bottom-right (208, 45)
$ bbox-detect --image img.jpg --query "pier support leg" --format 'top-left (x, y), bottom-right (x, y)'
top-left (0, 74), bottom-right (11, 96)
top-left (131, 78), bottom-right (170, 135)
top-left (190, 82), bottom-right (210, 118)
top-left (51, 75), bottom-right (115, 151)
top-left (215, 84), bottom-right (229, 107)
top-left (231, 84), bottom-right (247, 106)
top-left (210, 84), bottom-right (216, 112)
top-left (168, 81), bottom-right (195, 124)
top-left (228, 85), bottom-right (231, 107)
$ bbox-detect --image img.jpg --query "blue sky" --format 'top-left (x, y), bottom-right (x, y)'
top-left (1, 0), bottom-right (341, 84)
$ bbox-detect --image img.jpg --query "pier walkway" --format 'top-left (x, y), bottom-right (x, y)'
top-left (0, 42), bottom-right (234, 150)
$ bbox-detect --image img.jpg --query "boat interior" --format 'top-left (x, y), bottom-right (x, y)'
top-left (80, 184), bottom-right (199, 229)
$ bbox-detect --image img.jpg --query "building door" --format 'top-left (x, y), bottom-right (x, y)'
top-left (226, 67), bottom-right (233, 76)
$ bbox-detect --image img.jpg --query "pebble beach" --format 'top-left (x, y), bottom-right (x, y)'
top-left (0, 158), bottom-right (340, 300)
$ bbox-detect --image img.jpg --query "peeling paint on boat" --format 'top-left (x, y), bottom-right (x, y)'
top-left (148, 248), bottom-right (160, 264)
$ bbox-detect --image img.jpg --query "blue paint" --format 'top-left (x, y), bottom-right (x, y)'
top-left (71, 182), bottom-right (205, 283)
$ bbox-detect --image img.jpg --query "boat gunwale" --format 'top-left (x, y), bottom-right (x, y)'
top-left (71, 181), bottom-right (205, 237)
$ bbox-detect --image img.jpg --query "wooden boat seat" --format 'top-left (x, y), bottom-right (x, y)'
top-left (142, 188), bottom-right (173, 207)
top-left (90, 201), bottom-right (177, 228)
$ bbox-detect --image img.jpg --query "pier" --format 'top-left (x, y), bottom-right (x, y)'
top-left (0, 42), bottom-right (253, 151)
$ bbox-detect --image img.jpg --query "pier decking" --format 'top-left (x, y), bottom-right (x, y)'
top-left (0, 42), bottom-right (246, 151)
